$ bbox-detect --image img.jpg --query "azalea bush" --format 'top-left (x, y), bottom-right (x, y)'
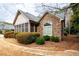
top-left (50, 36), bottom-right (59, 42)
top-left (35, 37), bottom-right (45, 45)
top-left (43, 35), bottom-right (50, 41)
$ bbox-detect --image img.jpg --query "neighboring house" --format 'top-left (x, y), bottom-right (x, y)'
top-left (13, 10), bottom-right (64, 40)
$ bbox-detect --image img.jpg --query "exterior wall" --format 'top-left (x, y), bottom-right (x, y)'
top-left (14, 14), bottom-right (30, 32)
top-left (37, 14), bottom-right (62, 40)
top-left (15, 14), bottom-right (29, 25)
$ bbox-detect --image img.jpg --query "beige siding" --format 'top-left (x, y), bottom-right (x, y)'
top-left (14, 14), bottom-right (30, 32)
top-left (15, 14), bottom-right (29, 25)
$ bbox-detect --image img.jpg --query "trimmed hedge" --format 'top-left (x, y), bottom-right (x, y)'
top-left (4, 31), bottom-right (15, 38)
top-left (43, 35), bottom-right (50, 41)
top-left (15, 32), bottom-right (40, 44)
top-left (35, 37), bottom-right (45, 45)
top-left (17, 35), bottom-right (37, 44)
top-left (50, 36), bottom-right (59, 42)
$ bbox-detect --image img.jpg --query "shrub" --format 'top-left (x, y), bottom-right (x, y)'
top-left (36, 37), bottom-right (45, 45)
top-left (4, 31), bottom-right (15, 38)
top-left (17, 35), bottom-right (37, 44)
top-left (15, 32), bottom-right (40, 37)
top-left (50, 36), bottom-right (59, 42)
top-left (24, 35), bottom-right (37, 44)
top-left (15, 32), bottom-right (40, 44)
top-left (43, 35), bottom-right (50, 41)
top-left (31, 32), bottom-right (40, 37)
top-left (64, 28), bottom-right (68, 36)
top-left (5, 29), bottom-right (14, 33)
top-left (64, 31), bottom-right (68, 36)
top-left (0, 30), bottom-right (2, 34)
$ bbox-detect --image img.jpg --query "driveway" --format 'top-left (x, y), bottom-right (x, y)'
top-left (0, 34), bottom-right (4, 38)
top-left (0, 34), bottom-right (79, 56)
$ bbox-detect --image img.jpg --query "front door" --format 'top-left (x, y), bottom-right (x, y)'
top-left (43, 23), bottom-right (52, 36)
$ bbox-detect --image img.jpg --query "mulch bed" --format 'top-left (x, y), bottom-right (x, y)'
top-left (5, 35), bottom-right (79, 51)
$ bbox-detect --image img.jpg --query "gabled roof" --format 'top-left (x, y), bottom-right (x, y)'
top-left (13, 10), bottom-right (38, 25)
top-left (39, 11), bottom-right (64, 22)
top-left (13, 10), bottom-right (64, 25)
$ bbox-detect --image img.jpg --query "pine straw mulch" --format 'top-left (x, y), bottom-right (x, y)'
top-left (5, 35), bottom-right (79, 51)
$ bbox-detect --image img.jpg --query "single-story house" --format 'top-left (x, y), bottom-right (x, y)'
top-left (13, 10), bottom-right (65, 40)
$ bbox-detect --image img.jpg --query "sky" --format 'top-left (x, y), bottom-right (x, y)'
top-left (0, 3), bottom-right (69, 23)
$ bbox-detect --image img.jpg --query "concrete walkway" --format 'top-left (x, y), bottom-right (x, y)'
top-left (0, 34), bottom-right (79, 56)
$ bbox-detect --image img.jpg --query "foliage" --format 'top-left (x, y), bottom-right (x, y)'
top-left (31, 32), bottom-right (40, 37)
top-left (64, 28), bottom-right (68, 36)
top-left (70, 3), bottom-right (79, 33)
top-left (24, 35), bottom-right (37, 44)
top-left (43, 35), bottom-right (50, 41)
top-left (36, 37), bottom-right (45, 45)
top-left (5, 29), bottom-right (14, 33)
top-left (0, 30), bottom-right (2, 34)
top-left (50, 36), bottom-right (59, 42)
top-left (16, 35), bottom-right (37, 44)
top-left (4, 31), bottom-right (15, 38)
top-left (15, 32), bottom-right (40, 44)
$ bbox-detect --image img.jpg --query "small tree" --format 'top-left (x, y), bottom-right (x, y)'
top-left (69, 3), bottom-right (79, 34)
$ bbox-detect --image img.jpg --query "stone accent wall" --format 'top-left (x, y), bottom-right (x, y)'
top-left (37, 13), bottom-right (62, 40)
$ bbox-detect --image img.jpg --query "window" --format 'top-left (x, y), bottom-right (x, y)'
top-left (22, 24), bottom-right (24, 32)
top-left (43, 22), bottom-right (52, 36)
top-left (30, 25), bottom-right (34, 32)
top-left (18, 24), bottom-right (21, 32)
top-left (25, 23), bottom-right (28, 32)
top-left (44, 23), bottom-right (51, 26)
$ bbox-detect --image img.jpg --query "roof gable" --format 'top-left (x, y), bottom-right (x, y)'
top-left (13, 10), bottom-right (37, 25)
top-left (39, 11), bottom-right (64, 22)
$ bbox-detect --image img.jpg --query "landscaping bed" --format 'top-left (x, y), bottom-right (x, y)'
top-left (4, 32), bottom-right (79, 51)
top-left (5, 35), bottom-right (79, 51)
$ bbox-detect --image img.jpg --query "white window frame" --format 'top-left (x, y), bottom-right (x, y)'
top-left (43, 20), bottom-right (53, 36)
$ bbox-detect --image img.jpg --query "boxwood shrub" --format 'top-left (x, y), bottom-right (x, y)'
top-left (50, 36), bottom-right (59, 42)
top-left (36, 37), bottom-right (45, 45)
top-left (15, 32), bottom-right (40, 44)
top-left (43, 35), bottom-right (50, 41)
top-left (19, 35), bottom-right (37, 44)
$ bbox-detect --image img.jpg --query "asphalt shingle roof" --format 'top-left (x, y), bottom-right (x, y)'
top-left (18, 10), bottom-right (38, 22)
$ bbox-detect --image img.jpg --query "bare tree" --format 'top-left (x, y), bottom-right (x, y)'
top-left (34, 3), bottom-right (67, 16)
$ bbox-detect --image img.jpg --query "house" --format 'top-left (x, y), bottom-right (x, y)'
top-left (13, 10), bottom-right (64, 40)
